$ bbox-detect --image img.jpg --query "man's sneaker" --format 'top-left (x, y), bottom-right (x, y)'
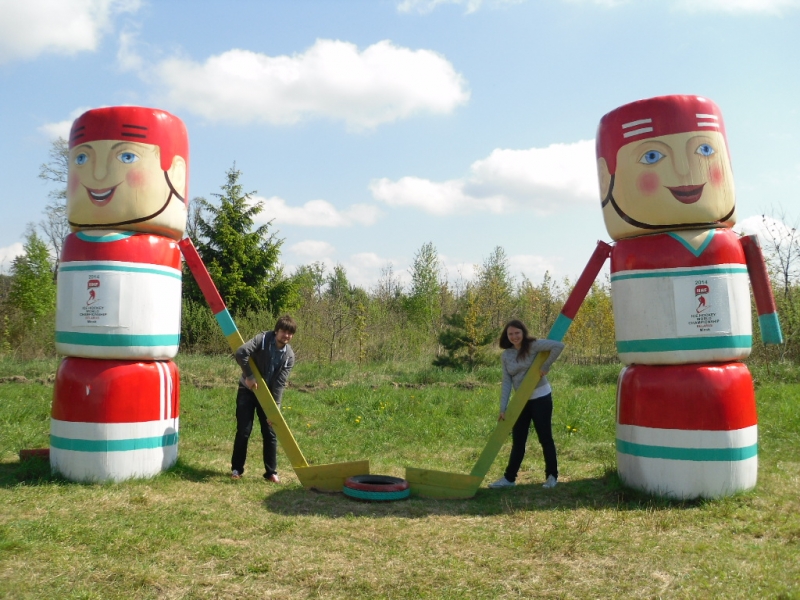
top-left (543, 475), bottom-right (557, 489)
top-left (231, 470), bottom-right (242, 480)
top-left (488, 477), bottom-right (515, 489)
top-left (264, 473), bottom-right (280, 484)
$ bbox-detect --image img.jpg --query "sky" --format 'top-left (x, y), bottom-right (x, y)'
top-left (1, 0), bottom-right (800, 290)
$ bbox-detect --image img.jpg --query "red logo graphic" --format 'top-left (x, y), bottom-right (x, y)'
top-left (87, 278), bottom-right (100, 305)
top-left (695, 284), bottom-right (709, 314)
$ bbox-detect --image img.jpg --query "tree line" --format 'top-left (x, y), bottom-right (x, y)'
top-left (0, 141), bottom-right (796, 367)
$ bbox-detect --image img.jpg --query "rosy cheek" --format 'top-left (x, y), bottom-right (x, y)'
top-left (636, 172), bottom-right (660, 195)
top-left (125, 168), bottom-right (150, 189)
top-left (709, 165), bottom-right (726, 187)
top-left (68, 173), bottom-right (80, 194)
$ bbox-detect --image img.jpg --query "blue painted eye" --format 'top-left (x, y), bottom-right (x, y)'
top-left (696, 144), bottom-right (715, 157)
top-left (117, 152), bottom-right (139, 164)
top-left (75, 153), bottom-right (88, 166)
top-left (639, 150), bottom-right (664, 165)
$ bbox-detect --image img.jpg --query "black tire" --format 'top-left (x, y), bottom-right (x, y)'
top-left (343, 474), bottom-right (410, 501)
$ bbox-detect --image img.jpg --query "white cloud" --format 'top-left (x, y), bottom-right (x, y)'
top-left (346, 252), bottom-right (409, 289)
top-left (671, 0), bottom-right (800, 13)
top-left (117, 29), bottom-right (144, 72)
top-left (370, 139), bottom-right (597, 216)
top-left (433, 253), bottom-right (556, 288)
top-left (397, 0), bottom-right (523, 13)
top-left (252, 196), bottom-right (381, 227)
top-left (560, 0), bottom-right (631, 7)
top-left (285, 245), bottom-right (407, 289)
top-left (310, 0), bottom-right (794, 18)
top-left (283, 245), bottom-right (559, 290)
top-left (288, 240), bottom-right (336, 259)
top-left (153, 39), bottom-right (469, 130)
top-left (0, 242), bottom-right (24, 274)
top-left (735, 215), bottom-right (800, 286)
top-left (0, 0), bottom-right (140, 64)
top-left (735, 215), bottom-right (797, 243)
top-left (39, 106), bottom-right (94, 140)
top-left (439, 255), bottom-right (479, 286)
top-left (509, 254), bottom-right (560, 280)
top-left (562, 0), bottom-right (799, 12)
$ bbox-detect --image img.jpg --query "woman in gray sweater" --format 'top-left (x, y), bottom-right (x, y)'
top-left (489, 319), bottom-right (565, 489)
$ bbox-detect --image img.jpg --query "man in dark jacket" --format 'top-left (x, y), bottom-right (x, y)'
top-left (230, 315), bottom-right (297, 482)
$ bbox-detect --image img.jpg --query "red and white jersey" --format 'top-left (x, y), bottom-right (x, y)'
top-left (56, 230), bottom-right (182, 360)
top-left (50, 357), bottom-right (180, 482)
top-left (610, 228), bottom-right (751, 365)
top-left (616, 362), bottom-right (757, 499)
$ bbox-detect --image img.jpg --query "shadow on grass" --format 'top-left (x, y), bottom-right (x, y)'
top-left (262, 471), bottom-right (710, 519)
top-left (163, 459), bottom-right (222, 483)
top-left (0, 456), bottom-right (56, 487)
top-left (0, 456), bottom-right (219, 487)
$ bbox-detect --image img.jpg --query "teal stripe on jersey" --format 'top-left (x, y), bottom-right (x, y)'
top-left (611, 266), bottom-right (747, 282)
top-left (76, 231), bottom-right (136, 243)
top-left (60, 263), bottom-right (181, 280)
top-left (667, 231), bottom-right (715, 257)
top-left (616, 439), bottom-right (757, 462)
top-left (215, 309), bottom-right (238, 337)
top-left (617, 335), bottom-right (751, 354)
top-left (56, 331), bottom-right (180, 347)
top-left (50, 432), bottom-right (179, 452)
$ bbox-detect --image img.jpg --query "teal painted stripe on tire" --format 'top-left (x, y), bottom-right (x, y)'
top-left (55, 331), bottom-right (180, 347)
top-left (60, 263), bottom-right (181, 279)
top-left (616, 439), bottom-right (757, 462)
top-left (342, 487), bottom-right (410, 501)
top-left (51, 433), bottom-right (179, 453)
top-left (616, 335), bottom-right (751, 354)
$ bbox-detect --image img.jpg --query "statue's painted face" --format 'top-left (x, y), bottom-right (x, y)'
top-left (598, 130), bottom-right (736, 241)
top-left (595, 95), bottom-right (737, 241)
top-left (67, 139), bottom-right (186, 237)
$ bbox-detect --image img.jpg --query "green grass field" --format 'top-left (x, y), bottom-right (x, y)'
top-left (1, 356), bottom-right (798, 599)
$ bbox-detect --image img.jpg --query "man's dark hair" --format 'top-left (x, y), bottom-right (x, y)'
top-left (274, 315), bottom-right (297, 334)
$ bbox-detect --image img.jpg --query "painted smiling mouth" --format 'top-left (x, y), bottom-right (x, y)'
top-left (667, 184), bottom-right (705, 204)
top-left (84, 184), bottom-right (119, 207)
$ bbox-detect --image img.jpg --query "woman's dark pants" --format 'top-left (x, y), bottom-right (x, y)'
top-left (504, 393), bottom-right (558, 482)
top-left (231, 384), bottom-right (278, 477)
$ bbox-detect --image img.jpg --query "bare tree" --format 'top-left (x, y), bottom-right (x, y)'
top-left (373, 263), bottom-right (403, 305)
top-left (185, 196), bottom-right (207, 242)
top-left (37, 137), bottom-right (70, 262)
top-left (756, 208), bottom-right (800, 299)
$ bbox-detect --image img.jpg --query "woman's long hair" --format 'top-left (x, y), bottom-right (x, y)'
top-left (499, 319), bottom-right (537, 360)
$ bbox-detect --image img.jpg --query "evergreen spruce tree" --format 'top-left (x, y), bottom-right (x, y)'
top-left (433, 289), bottom-right (496, 370)
top-left (7, 229), bottom-right (56, 324)
top-left (185, 165), bottom-right (293, 317)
